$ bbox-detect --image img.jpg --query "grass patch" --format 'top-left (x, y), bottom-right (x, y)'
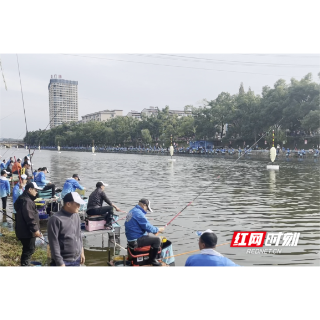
top-left (0, 227), bottom-right (48, 266)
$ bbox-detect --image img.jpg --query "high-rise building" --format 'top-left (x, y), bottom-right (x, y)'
top-left (48, 75), bottom-right (78, 128)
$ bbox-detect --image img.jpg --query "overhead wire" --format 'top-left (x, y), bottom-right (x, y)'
top-left (61, 53), bottom-right (292, 77)
top-left (128, 53), bottom-right (320, 68)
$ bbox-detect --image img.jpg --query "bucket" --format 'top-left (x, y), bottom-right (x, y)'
top-left (111, 256), bottom-right (127, 262)
top-left (114, 260), bottom-right (131, 268)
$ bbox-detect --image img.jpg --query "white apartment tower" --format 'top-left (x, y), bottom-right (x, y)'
top-left (48, 75), bottom-right (78, 128)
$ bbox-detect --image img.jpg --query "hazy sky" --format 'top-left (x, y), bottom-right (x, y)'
top-left (0, 53), bottom-right (319, 139)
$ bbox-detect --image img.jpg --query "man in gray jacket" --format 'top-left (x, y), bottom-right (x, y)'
top-left (47, 192), bottom-right (86, 266)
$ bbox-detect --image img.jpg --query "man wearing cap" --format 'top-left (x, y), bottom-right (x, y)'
top-left (47, 192), bottom-right (85, 266)
top-left (0, 169), bottom-right (11, 212)
top-left (14, 182), bottom-right (43, 266)
top-left (34, 167), bottom-right (56, 198)
top-left (185, 230), bottom-right (239, 267)
top-left (12, 174), bottom-right (28, 216)
top-left (86, 181), bottom-right (121, 229)
top-left (61, 174), bottom-right (85, 199)
top-left (12, 158), bottom-right (22, 174)
top-left (125, 199), bottom-right (165, 266)
top-left (21, 161), bottom-right (33, 181)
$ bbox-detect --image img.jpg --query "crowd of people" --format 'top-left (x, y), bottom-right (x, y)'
top-left (1, 152), bottom-right (239, 267)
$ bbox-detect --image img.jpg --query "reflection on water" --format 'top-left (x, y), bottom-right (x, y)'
top-left (1, 149), bottom-right (319, 266)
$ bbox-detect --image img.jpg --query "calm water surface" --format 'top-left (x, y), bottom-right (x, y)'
top-left (1, 149), bottom-right (319, 266)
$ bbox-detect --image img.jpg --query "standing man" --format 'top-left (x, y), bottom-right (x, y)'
top-left (125, 198), bottom-right (164, 266)
top-left (185, 230), bottom-right (239, 267)
top-left (1, 159), bottom-right (6, 170)
top-left (86, 181), bottom-right (121, 229)
top-left (14, 182), bottom-right (43, 266)
top-left (61, 174), bottom-right (85, 199)
top-left (47, 192), bottom-right (86, 266)
top-left (0, 169), bottom-right (10, 213)
top-left (34, 167), bottom-right (56, 198)
top-left (12, 158), bottom-right (22, 174)
top-left (12, 174), bottom-right (28, 216)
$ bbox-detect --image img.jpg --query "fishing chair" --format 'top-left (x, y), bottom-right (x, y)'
top-left (127, 243), bottom-right (162, 266)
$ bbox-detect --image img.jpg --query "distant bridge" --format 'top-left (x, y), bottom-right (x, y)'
top-left (0, 141), bottom-right (25, 148)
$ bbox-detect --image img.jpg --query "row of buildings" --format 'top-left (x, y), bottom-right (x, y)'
top-left (48, 76), bottom-right (191, 128)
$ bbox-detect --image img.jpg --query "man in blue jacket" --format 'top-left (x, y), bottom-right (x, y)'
top-left (0, 160), bottom-right (6, 170)
top-left (34, 167), bottom-right (56, 198)
top-left (12, 174), bottom-right (28, 215)
top-left (125, 199), bottom-right (164, 266)
top-left (185, 230), bottom-right (239, 267)
top-left (61, 174), bottom-right (85, 199)
top-left (0, 169), bottom-right (10, 213)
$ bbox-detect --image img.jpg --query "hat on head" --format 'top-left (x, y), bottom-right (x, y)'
top-left (198, 229), bottom-right (218, 248)
top-left (72, 174), bottom-right (80, 181)
top-left (197, 229), bottom-right (215, 236)
top-left (1, 169), bottom-right (9, 175)
top-left (21, 174), bottom-right (27, 180)
top-left (17, 158), bottom-right (22, 161)
top-left (63, 192), bottom-right (85, 205)
top-left (139, 198), bottom-right (153, 212)
top-left (96, 181), bottom-right (108, 188)
top-left (25, 182), bottom-right (43, 190)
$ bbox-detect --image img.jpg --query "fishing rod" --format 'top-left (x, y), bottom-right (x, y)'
top-left (16, 54), bottom-right (33, 173)
top-left (29, 105), bottom-right (66, 157)
top-left (0, 209), bottom-right (49, 244)
top-left (162, 117), bottom-right (284, 229)
top-left (0, 112), bottom-right (15, 121)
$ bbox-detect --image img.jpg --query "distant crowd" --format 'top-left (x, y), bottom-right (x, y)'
top-left (25, 145), bottom-right (320, 157)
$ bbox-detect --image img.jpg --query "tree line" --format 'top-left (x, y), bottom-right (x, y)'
top-left (25, 73), bottom-right (320, 148)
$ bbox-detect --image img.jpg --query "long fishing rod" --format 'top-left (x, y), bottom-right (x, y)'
top-left (0, 112), bottom-right (15, 121)
top-left (29, 105), bottom-right (66, 157)
top-left (0, 209), bottom-right (49, 244)
top-left (163, 117), bottom-right (284, 229)
top-left (16, 54), bottom-right (33, 173)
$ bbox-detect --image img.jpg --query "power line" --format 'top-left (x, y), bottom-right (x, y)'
top-left (145, 53), bottom-right (320, 68)
top-left (61, 54), bottom-right (293, 77)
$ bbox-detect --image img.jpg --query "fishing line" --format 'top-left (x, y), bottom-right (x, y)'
top-left (0, 58), bottom-right (7, 90)
top-left (163, 117), bottom-right (284, 229)
top-left (29, 105), bottom-right (65, 157)
top-left (0, 112), bottom-right (15, 121)
top-left (0, 209), bottom-right (49, 244)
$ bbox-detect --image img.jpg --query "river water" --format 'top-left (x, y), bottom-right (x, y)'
top-left (1, 149), bottom-right (319, 266)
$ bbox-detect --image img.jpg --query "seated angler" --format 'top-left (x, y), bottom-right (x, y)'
top-left (185, 230), bottom-right (239, 267)
top-left (34, 167), bottom-right (56, 198)
top-left (86, 181), bottom-right (121, 229)
top-left (5, 157), bottom-right (13, 170)
top-left (125, 199), bottom-right (164, 266)
top-left (61, 174), bottom-right (85, 199)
